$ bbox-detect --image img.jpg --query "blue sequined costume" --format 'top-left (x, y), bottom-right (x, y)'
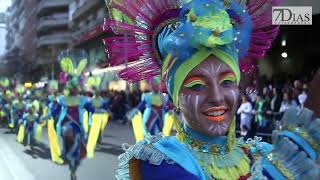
top-left (56, 95), bottom-right (94, 173)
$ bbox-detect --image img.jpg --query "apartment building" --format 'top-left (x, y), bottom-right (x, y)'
top-left (69, 0), bottom-right (109, 70)
top-left (4, 0), bottom-right (38, 79)
top-left (36, 0), bottom-right (72, 78)
top-left (4, 0), bottom-right (111, 80)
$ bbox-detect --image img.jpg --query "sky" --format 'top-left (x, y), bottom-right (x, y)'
top-left (0, 0), bottom-right (11, 56)
top-left (0, 0), bottom-right (11, 12)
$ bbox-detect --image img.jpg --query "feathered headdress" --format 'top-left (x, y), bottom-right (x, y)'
top-left (103, 0), bottom-right (181, 82)
top-left (15, 84), bottom-right (25, 95)
top-left (85, 75), bottom-right (102, 91)
top-left (104, 0), bottom-right (281, 106)
top-left (58, 49), bottom-right (88, 89)
top-left (0, 77), bottom-right (10, 88)
top-left (104, 0), bottom-right (280, 85)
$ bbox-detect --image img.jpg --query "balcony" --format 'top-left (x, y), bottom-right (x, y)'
top-left (37, 0), bottom-right (70, 16)
top-left (37, 13), bottom-right (69, 32)
top-left (10, 0), bottom-right (23, 18)
top-left (37, 32), bottom-right (72, 48)
top-left (71, 0), bottom-right (101, 21)
top-left (73, 18), bottom-right (104, 38)
top-left (72, 18), bottom-right (104, 45)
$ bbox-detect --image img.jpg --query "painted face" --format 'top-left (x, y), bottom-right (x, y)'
top-left (178, 56), bottom-right (239, 136)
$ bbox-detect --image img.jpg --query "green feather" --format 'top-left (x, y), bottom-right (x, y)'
top-left (76, 58), bottom-right (88, 76)
top-left (87, 76), bottom-right (96, 87)
top-left (60, 57), bottom-right (74, 74)
top-left (60, 58), bottom-right (69, 73)
top-left (111, 7), bottom-right (134, 25)
top-left (66, 58), bottom-right (75, 75)
top-left (86, 76), bottom-right (102, 90)
top-left (95, 77), bottom-right (102, 88)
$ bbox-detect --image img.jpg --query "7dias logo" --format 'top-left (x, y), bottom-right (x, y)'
top-left (272, 6), bottom-right (312, 25)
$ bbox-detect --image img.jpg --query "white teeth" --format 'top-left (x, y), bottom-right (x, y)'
top-left (207, 110), bottom-right (225, 116)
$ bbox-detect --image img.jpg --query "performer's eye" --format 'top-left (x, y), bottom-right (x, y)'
top-left (184, 77), bottom-right (206, 91)
top-left (221, 80), bottom-right (235, 87)
top-left (189, 83), bottom-right (206, 91)
top-left (219, 74), bottom-right (236, 87)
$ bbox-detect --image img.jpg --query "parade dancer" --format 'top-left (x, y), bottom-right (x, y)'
top-left (21, 103), bottom-right (41, 150)
top-left (10, 85), bottom-right (26, 133)
top-left (126, 77), bottom-right (175, 141)
top-left (104, 0), bottom-right (320, 179)
top-left (44, 80), bottom-right (64, 164)
top-left (45, 80), bottom-right (62, 126)
top-left (30, 89), bottom-right (47, 144)
top-left (56, 50), bottom-right (94, 180)
top-left (84, 75), bottom-right (110, 159)
top-left (0, 78), bottom-right (11, 127)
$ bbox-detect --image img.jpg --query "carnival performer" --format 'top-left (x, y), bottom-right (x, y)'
top-left (10, 85), bottom-right (26, 133)
top-left (28, 89), bottom-right (44, 144)
top-left (20, 103), bottom-right (41, 150)
top-left (104, 0), bottom-right (320, 179)
top-left (0, 78), bottom-right (11, 127)
top-left (0, 91), bottom-right (6, 127)
top-left (84, 75), bottom-right (110, 159)
top-left (45, 80), bottom-right (61, 126)
top-left (44, 80), bottom-right (64, 164)
top-left (55, 50), bottom-right (94, 180)
top-left (126, 77), bottom-right (175, 142)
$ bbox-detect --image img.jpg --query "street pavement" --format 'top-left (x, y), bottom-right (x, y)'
top-left (0, 121), bottom-right (135, 180)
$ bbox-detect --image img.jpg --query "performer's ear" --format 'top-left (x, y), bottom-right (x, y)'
top-left (305, 68), bottom-right (320, 117)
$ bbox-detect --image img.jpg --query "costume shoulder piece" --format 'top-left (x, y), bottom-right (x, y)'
top-left (251, 107), bottom-right (320, 180)
top-left (116, 133), bottom-right (207, 180)
top-left (237, 136), bottom-right (273, 162)
top-left (116, 134), bottom-right (174, 180)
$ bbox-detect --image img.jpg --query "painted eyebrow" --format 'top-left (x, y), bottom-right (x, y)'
top-left (219, 71), bottom-right (236, 79)
top-left (183, 76), bottom-right (206, 85)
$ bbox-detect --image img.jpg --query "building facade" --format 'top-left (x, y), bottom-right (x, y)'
top-left (69, 0), bottom-right (109, 70)
top-left (3, 0), bottom-right (112, 81)
top-left (36, 0), bottom-right (71, 79)
top-left (4, 0), bottom-right (36, 79)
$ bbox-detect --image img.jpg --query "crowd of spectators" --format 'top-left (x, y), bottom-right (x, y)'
top-left (101, 90), bottom-right (142, 124)
top-left (236, 77), bottom-right (312, 141)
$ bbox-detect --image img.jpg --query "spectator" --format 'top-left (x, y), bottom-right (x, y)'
top-left (262, 86), bottom-right (271, 104)
top-left (237, 95), bottom-right (253, 139)
top-left (298, 84), bottom-right (308, 108)
top-left (291, 80), bottom-right (302, 105)
top-left (279, 92), bottom-right (298, 113)
top-left (265, 87), bottom-right (282, 130)
top-left (253, 93), bottom-right (267, 130)
top-left (246, 80), bottom-right (258, 103)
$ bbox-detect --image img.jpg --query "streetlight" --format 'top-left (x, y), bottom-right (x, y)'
top-left (281, 52), bottom-right (288, 58)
